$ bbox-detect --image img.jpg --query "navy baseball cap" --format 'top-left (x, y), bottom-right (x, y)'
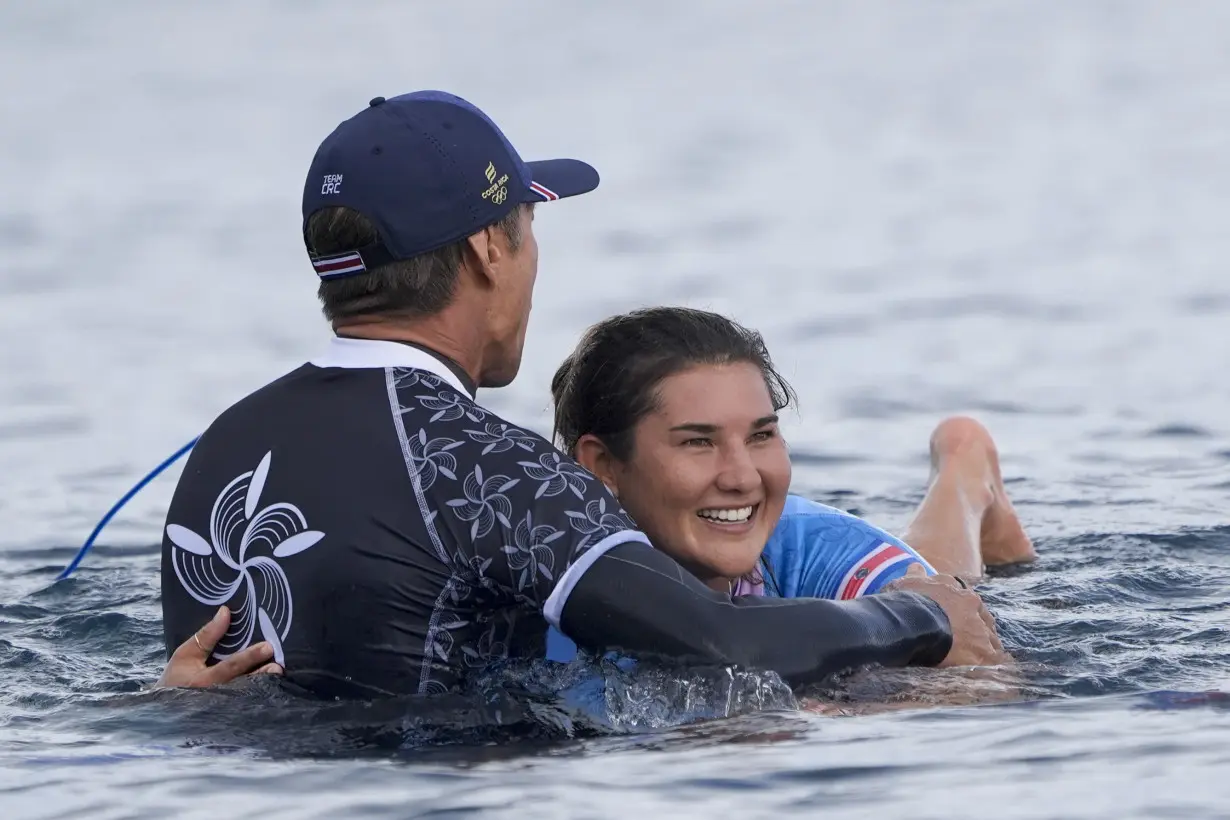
top-left (302, 91), bottom-right (599, 279)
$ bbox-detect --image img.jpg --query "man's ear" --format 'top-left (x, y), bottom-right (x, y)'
top-left (464, 225), bottom-right (502, 289)
top-left (574, 434), bottom-right (621, 498)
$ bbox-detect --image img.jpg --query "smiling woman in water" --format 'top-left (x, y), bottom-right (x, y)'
top-left (544, 306), bottom-right (1034, 662)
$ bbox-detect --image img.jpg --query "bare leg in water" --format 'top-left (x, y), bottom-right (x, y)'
top-left (805, 417), bottom-right (1035, 716)
top-left (898, 415), bottom-right (1036, 584)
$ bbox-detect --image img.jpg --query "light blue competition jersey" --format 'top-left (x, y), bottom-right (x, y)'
top-left (544, 494), bottom-right (935, 662)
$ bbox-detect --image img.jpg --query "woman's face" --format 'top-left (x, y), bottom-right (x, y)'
top-left (598, 362), bottom-right (792, 589)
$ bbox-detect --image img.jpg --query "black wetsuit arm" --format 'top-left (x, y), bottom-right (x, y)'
top-left (559, 541), bottom-right (952, 687)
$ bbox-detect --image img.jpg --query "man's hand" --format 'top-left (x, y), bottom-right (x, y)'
top-left (153, 606), bottom-right (284, 689)
top-left (886, 565), bottom-right (1010, 667)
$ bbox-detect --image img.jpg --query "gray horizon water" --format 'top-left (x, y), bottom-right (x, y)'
top-left (3, 1), bottom-right (1230, 817)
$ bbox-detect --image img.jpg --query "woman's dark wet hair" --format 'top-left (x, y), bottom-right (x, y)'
top-left (551, 307), bottom-right (797, 459)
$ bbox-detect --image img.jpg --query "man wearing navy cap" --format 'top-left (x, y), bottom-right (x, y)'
top-left (159, 92), bottom-right (977, 698)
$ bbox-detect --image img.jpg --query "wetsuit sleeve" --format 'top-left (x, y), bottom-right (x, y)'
top-left (440, 418), bottom-right (649, 617)
top-left (560, 541), bottom-right (953, 686)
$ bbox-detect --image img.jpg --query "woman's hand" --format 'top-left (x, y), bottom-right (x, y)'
top-left (153, 606), bottom-right (283, 689)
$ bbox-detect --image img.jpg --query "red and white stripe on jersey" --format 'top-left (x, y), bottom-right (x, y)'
top-left (311, 251), bottom-right (366, 279)
top-left (529, 181), bottom-right (560, 201)
top-left (838, 542), bottom-right (914, 600)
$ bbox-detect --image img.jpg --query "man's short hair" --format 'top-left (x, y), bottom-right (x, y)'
top-left (307, 206), bottom-right (526, 322)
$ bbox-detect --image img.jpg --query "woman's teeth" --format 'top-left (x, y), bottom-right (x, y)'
top-left (697, 506), bottom-right (754, 523)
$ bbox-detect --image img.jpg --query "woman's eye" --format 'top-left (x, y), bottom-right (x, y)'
top-left (682, 438), bottom-right (713, 448)
top-left (750, 429), bottom-right (777, 443)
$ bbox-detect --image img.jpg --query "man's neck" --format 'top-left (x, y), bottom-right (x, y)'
top-left (333, 316), bottom-right (483, 391)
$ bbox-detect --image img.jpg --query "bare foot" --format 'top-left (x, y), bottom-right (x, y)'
top-left (929, 416), bottom-right (1036, 567)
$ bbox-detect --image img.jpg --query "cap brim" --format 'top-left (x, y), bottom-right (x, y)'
top-left (524, 158), bottom-right (599, 202)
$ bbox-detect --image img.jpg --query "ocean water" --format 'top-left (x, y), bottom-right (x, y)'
top-left (3, 1), bottom-right (1230, 817)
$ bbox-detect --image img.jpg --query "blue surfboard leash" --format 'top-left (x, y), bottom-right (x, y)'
top-left (57, 436), bottom-right (201, 580)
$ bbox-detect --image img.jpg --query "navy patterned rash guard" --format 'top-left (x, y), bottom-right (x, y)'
top-left (162, 337), bottom-right (953, 698)
top-left (161, 337), bottom-right (648, 697)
